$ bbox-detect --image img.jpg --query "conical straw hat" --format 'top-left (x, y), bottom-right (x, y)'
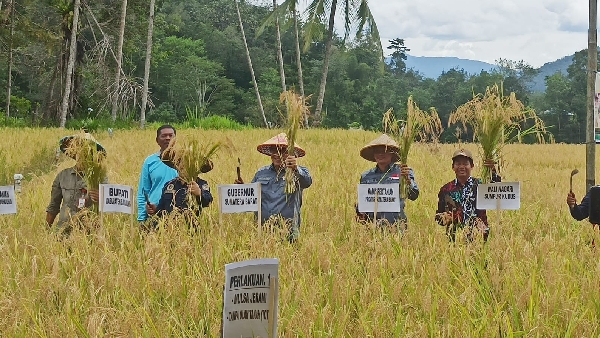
top-left (360, 134), bottom-right (400, 162)
top-left (257, 133), bottom-right (306, 157)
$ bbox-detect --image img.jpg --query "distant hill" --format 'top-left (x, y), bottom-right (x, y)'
top-left (529, 55), bottom-right (573, 92)
top-left (404, 55), bottom-right (496, 79)
top-left (400, 54), bottom-right (574, 93)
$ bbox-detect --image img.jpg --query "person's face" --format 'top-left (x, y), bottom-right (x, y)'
top-left (452, 156), bottom-right (473, 180)
top-left (270, 147), bottom-right (287, 168)
top-left (373, 146), bottom-right (393, 168)
top-left (156, 128), bottom-right (175, 151)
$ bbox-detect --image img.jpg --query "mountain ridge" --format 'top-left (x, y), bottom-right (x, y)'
top-left (402, 54), bottom-right (573, 92)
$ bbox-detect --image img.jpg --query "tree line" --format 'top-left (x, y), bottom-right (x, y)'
top-left (0, 0), bottom-right (594, 143)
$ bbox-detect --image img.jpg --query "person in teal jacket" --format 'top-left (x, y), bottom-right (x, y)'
top-left (137, 125), bottom-right (178, 222)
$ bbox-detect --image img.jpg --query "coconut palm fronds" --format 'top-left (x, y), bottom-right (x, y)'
top-left (449, 84), bottom-right (551, 183)
top-left (383, 97), bottom-right (443, 198)
top-left (280, 89), bottom-right (309, 195)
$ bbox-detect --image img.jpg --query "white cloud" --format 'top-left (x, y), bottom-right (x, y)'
top-left (368, 0), bottom-right (589, 67)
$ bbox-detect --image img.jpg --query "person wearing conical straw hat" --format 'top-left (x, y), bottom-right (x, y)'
top-left (46, 132), bottom-right (108, 237)
top-left (235, 133), bottom-right (312, 243)
top-left (435, 149), bottom-right (500, 242)
top-left (356, 134), bottom-right (419, 231)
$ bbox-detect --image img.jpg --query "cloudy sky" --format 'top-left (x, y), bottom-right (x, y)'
top-left (367, 0), bottom-right (589, 68)
top-left (261, 0), bottom-right (589, 68)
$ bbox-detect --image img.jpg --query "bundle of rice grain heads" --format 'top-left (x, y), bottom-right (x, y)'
top-left (281, 89), bottom-right (309, 195)
top-left (449, 83), bottom-right (551, 183)
top-left (383, 97), bottom-right (442, 198)
top-left (64, 133), bottom-right (107, 191)
top-left (162, 137), bottom-right (222, 206)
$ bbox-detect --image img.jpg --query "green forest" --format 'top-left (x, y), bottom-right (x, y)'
top-left (0, 0), bottom-right (595, 143)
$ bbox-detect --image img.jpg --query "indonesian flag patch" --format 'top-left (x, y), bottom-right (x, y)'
top-left (390, 173), bottom-right (400, 180)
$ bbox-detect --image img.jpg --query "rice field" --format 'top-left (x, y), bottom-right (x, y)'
top-left (1, 127), bottom-right (600, 337)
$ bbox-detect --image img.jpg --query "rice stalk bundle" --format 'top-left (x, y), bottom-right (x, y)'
top-left (64, 133), bottom-right (107, 192)
top-left (449, 83), bottom-right (551, 183)
top-left (280, 89), bottom-right (309, 195)
top-left (162, 137), bottom-right (222, 208)
top-left (383, 97), bottom-right (443, 198)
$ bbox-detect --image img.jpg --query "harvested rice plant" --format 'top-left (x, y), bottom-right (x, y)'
top-left (0, 127), bottom-right (599, 336)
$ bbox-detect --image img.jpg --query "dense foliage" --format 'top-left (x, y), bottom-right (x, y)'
top-left (0, 0), bottom-right (594, 142)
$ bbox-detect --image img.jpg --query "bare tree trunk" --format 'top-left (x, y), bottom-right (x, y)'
top-left (5, 0), bottom-right (13, 118)
top-left (235, 0), bottom-right (268, 128)
top-left (293, 9), bottom-right (308, 128)
top-left (313, 0), bottom-right (337, 127)
top-left (111, 0), bottom-right (127, 122)
top-left (273, 0), bottom-right (286, 93)
top-left (140, 0), bottom-right (155, 129)
top-left (59, 0), bottom-right (82, 128)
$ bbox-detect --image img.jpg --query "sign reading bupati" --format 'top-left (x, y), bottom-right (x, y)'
top-left (99, 184), bottom-right (133, 214)
top-left (222, 258), bottom-right (278, 338)
top-left (218, 183), bottom-right (260, 214)
top-left (476, 182), bottom-right (521, 210)
top-left (0, 186), bottom-right (17, 214)
top-left (357, 184), bottom-right (400, 213)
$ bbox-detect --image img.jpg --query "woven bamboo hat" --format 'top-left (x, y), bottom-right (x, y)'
top-left (59, 133), bottom-right (106, 159)
top-left (257, 133), bottom-right (306, 157)
top-left (360, 134), bottom-right (400, 162)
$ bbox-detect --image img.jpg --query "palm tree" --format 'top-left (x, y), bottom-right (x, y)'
top-left (235, 0), bottom-right (268, 128)
top-left (304, 0), bottom-right (381, 126)
top-left (59, 0), bottom-right (82, 128)
top-left (140, 0), bottom-right (155, 129)
top-left (273, 0), bottom-right (286, 93)
top-left (111, 0), bottom-right (128, 122)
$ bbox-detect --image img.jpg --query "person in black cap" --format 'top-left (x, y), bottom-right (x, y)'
top-left (435, 148), bottom-right (500, 242)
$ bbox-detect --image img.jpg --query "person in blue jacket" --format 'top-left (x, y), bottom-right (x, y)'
top-left (137, 125), bottom-right (178, 223)
top-left (235, 133), bottom-right (312, 242)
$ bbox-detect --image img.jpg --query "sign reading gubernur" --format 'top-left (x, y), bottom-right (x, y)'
top-left (357, 184), bottom-right (401, 213)
top-left (476, 182), bottom-right (521, 210)
top-left (0, 186), bottom-right (17, 215)
top-left (218, 183), bottom-right (260, 214)
top-left (222, 258), bottom-right (278, 338)
top-left (99, 184), bottom-right (133, 214)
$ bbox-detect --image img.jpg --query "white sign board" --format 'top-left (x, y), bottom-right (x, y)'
top-left (218, 183), bottom-right (261, 214)
top-left (357, 184), bottom-right (401, 213)
top-left (476, 182), bottom-right (521, 210)
top-left (222, 258), bottom-right (278, 338)
top-left (99, 184), bottom-right (133, 214)
top-left (0, 186), bottom-right (17, 214)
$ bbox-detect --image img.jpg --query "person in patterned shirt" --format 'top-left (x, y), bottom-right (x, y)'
top-left (435, 149), bottom-right (500, 242)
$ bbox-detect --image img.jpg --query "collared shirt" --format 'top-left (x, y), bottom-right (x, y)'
top-left (251, 164), bottom-right (312, 226)
top-left (137, 152), bottom-right (178, 221)
top-left (155, 177), bottom-right (213, 216)
top-left (435, 173), bottom-right (501, 228)
top-left (46, 167), bottom-right (108, 227)
top-left (359, 164), bottom-right (419, 225)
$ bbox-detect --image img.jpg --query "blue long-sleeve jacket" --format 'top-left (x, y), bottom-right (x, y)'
top-left (359, 164), bottom-right (419, 225)
top-left (137, 153), bottom-right (177, 221)
top-left (571, 191), bottom-right (591, 221)
top-left (251, 164), bottom-right (312, 226)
